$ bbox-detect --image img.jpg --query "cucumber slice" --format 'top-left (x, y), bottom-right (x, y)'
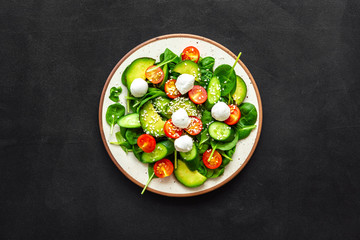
top-left (172, 60), bottom-right (201, 81)
top-left (140, 140), bottom-right (175, 163)
top-left (208, 122), bottom-right (233, 141)
top-left (179, 143), bottom-right (197, 161)
top-left (118, 113), bottom-right (141, 128)
top-left (206, 76), bottom-right (221, 108)
top-left (174, 159), bottom-right (207, 188)
top-left (180, 143), bottom-right (199, 171)
top-left (232, 75), bottom-right (247, 105)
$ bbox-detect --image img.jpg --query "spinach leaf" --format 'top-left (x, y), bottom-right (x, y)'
top-left (156, 48), bottom-right (181, 68)
top-left (201, 110), bottom-right (214, 127)
top-left (214, 64), bottom-right (237, 96)
top-left (225, 146), bottom-right (236, 159)
top-left (141, 166), bottom-right (155, 195)
top-left (132, 145), bottom-right (143, 161)
top-left (109, 86), bottom-right (122, 102)
top-left (209, 167), bottom-right (224, 178)
top-left (214, 52), bottom-right (242, 96)
top-left (125, 128), bottom-right (143, 145)
top-left (110, 131), bottom-right (132, 153)
top-left (197, 161), bottom-right (208, 177)
top-left (136, 91), bottom-right (167, 112)
top-left (147, 163), bottom-right (159, 179)
top-left (206, 169), bottom-right (214, 178)
top-left (106, 103), bottom-right (125, 134)
top-left (198, 129), bottom-right (210, 149)
top-left (237, 124), bottom-right (256, 140)
top-left (199, 57), bottom-right (215, 71)
top-left (198, 143), bottom-right (209, 154)
top-left (239, 102), bottom-right (258, 126)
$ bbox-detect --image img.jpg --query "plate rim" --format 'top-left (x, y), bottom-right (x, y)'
top-left (98, 33), bottom-right (263, 197)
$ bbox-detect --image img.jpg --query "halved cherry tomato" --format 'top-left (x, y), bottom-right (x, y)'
top-left (181, 46), bottom-right (200, 63)
top-left (154, 159), bottom-right (174, 178)
top-left (224, 104), bottom-right (241, 125)
top-left (164, 119), bottom-right (183, 139)
top-left (185, 116), bottom-right (203, 136)
top-left (137, 134), bottom-right (156, 153)
top-left (188, 85), bottom-right (207, 104)
top-left (145, 65), bottom-right (164, 84)
top-left (202, 149), bottom-right (222, 169)
top-left (164, 79), bottom-right (181, 99)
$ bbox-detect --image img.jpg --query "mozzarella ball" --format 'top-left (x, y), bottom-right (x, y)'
top-left (172, 108), bottom-right (191, 129)
top-left (174, 135), bottom-right (193, 152)
top-left (175, 74), bottom-right (195, 95)
top-left (211, 102), bottom-right (231, 121)
top-left (130, 78), bottom-right (148, 97)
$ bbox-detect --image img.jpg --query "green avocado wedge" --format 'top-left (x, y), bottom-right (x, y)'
top-left (232, 75), bottom-right (247, 105)
top-left (172, 60), bottom-right (201, 81)
top-left (139, 101), bottom-right (166, 137)
top-left (174, 159), bottom-right (207, 188)
top-left (125, 57), bottom-right (155, 91)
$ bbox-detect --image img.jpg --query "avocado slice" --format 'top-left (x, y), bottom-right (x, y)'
top-left (232, 75), bottom-right (247, 105)
top-left (172, 60), bottom-right (201, 81)
top-left (167, 97), bottom-right (199, 117)
top-left (125, 57), bottom-right (155, 91)
top-left (175, 159), bottom-right (207, 188)
top-left (139, 101), bottom-right (166, 137)
top-left (153, 96), bottom-right (171, 119)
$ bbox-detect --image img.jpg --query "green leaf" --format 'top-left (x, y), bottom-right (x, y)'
top-left (197, 161), bottom-right (208, 176)
top-left (239, 102), bottom-right (258, 126)
top-left (132, 145), bottom-right (143, 161)
top-left (198, 57), bottom-right (215, 71)
top-left (125, 128), bottom-right (143, 145)
top-left (109, 86), bottom-right (122, 102)
top-left (105, 103), bottom-right (125, 134)
top-left (155, 48), bottom-right (181, 69)
top-left (201, 110), bottom-right (214, 127)
top-left (209, 167), bottom-right (224, 178)
top-left (198, 129), bottom-right (210, 149)
top-left (237, 124), bottom-right (256, 140)
top-left (214, 64), bottom-right (237, 96)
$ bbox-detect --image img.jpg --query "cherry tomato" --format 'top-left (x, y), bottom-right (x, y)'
top-left (137, 134), bottom-right (156, 153)
top-left (202, 149), bottom-right (222, 169)
top-left (181, 46), bottom-right (200, 63)
top-left (185, 116), bottom-right (203, 136)
top-left (164, 119), bottom-right (183, 139)
top-left (224, 104), bottom-right (241, 125)
top-left (164, 79), bottom-right (181, 99)
top-left (154, 159), bottom-right (174, 178)
top-left (188, 85), bottom-right (207, 104)
top-left (145, 65), bottom-right (164, 84)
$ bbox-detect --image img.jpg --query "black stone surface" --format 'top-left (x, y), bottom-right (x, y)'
top-left (1, 0), bottom-right (360, 239)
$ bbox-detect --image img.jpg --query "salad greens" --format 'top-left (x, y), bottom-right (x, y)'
top-left (104, 46), bottom-right (258, 193)
top-left (109, 86), bottom-right (122, 102)
top-left (106, 103), bottom-right (125, 134)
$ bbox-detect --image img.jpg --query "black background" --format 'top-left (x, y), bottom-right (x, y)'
top-left (1, 0), bottom-right (360, 239)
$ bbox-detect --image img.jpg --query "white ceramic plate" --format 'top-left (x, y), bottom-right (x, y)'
top-left (99, 34), bottom-right (262, 197)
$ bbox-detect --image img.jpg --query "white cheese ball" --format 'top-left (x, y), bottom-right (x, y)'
top-left (175, 74), bottom-right (195, 95)
top-left (130, 78), bottom-right (148, 97)
top-left (172, 108), bottom-right (191, 129)
top-left (211, 102), bottom-right (231, 121)
top-left (174, 135), bottom-right (193, 152)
